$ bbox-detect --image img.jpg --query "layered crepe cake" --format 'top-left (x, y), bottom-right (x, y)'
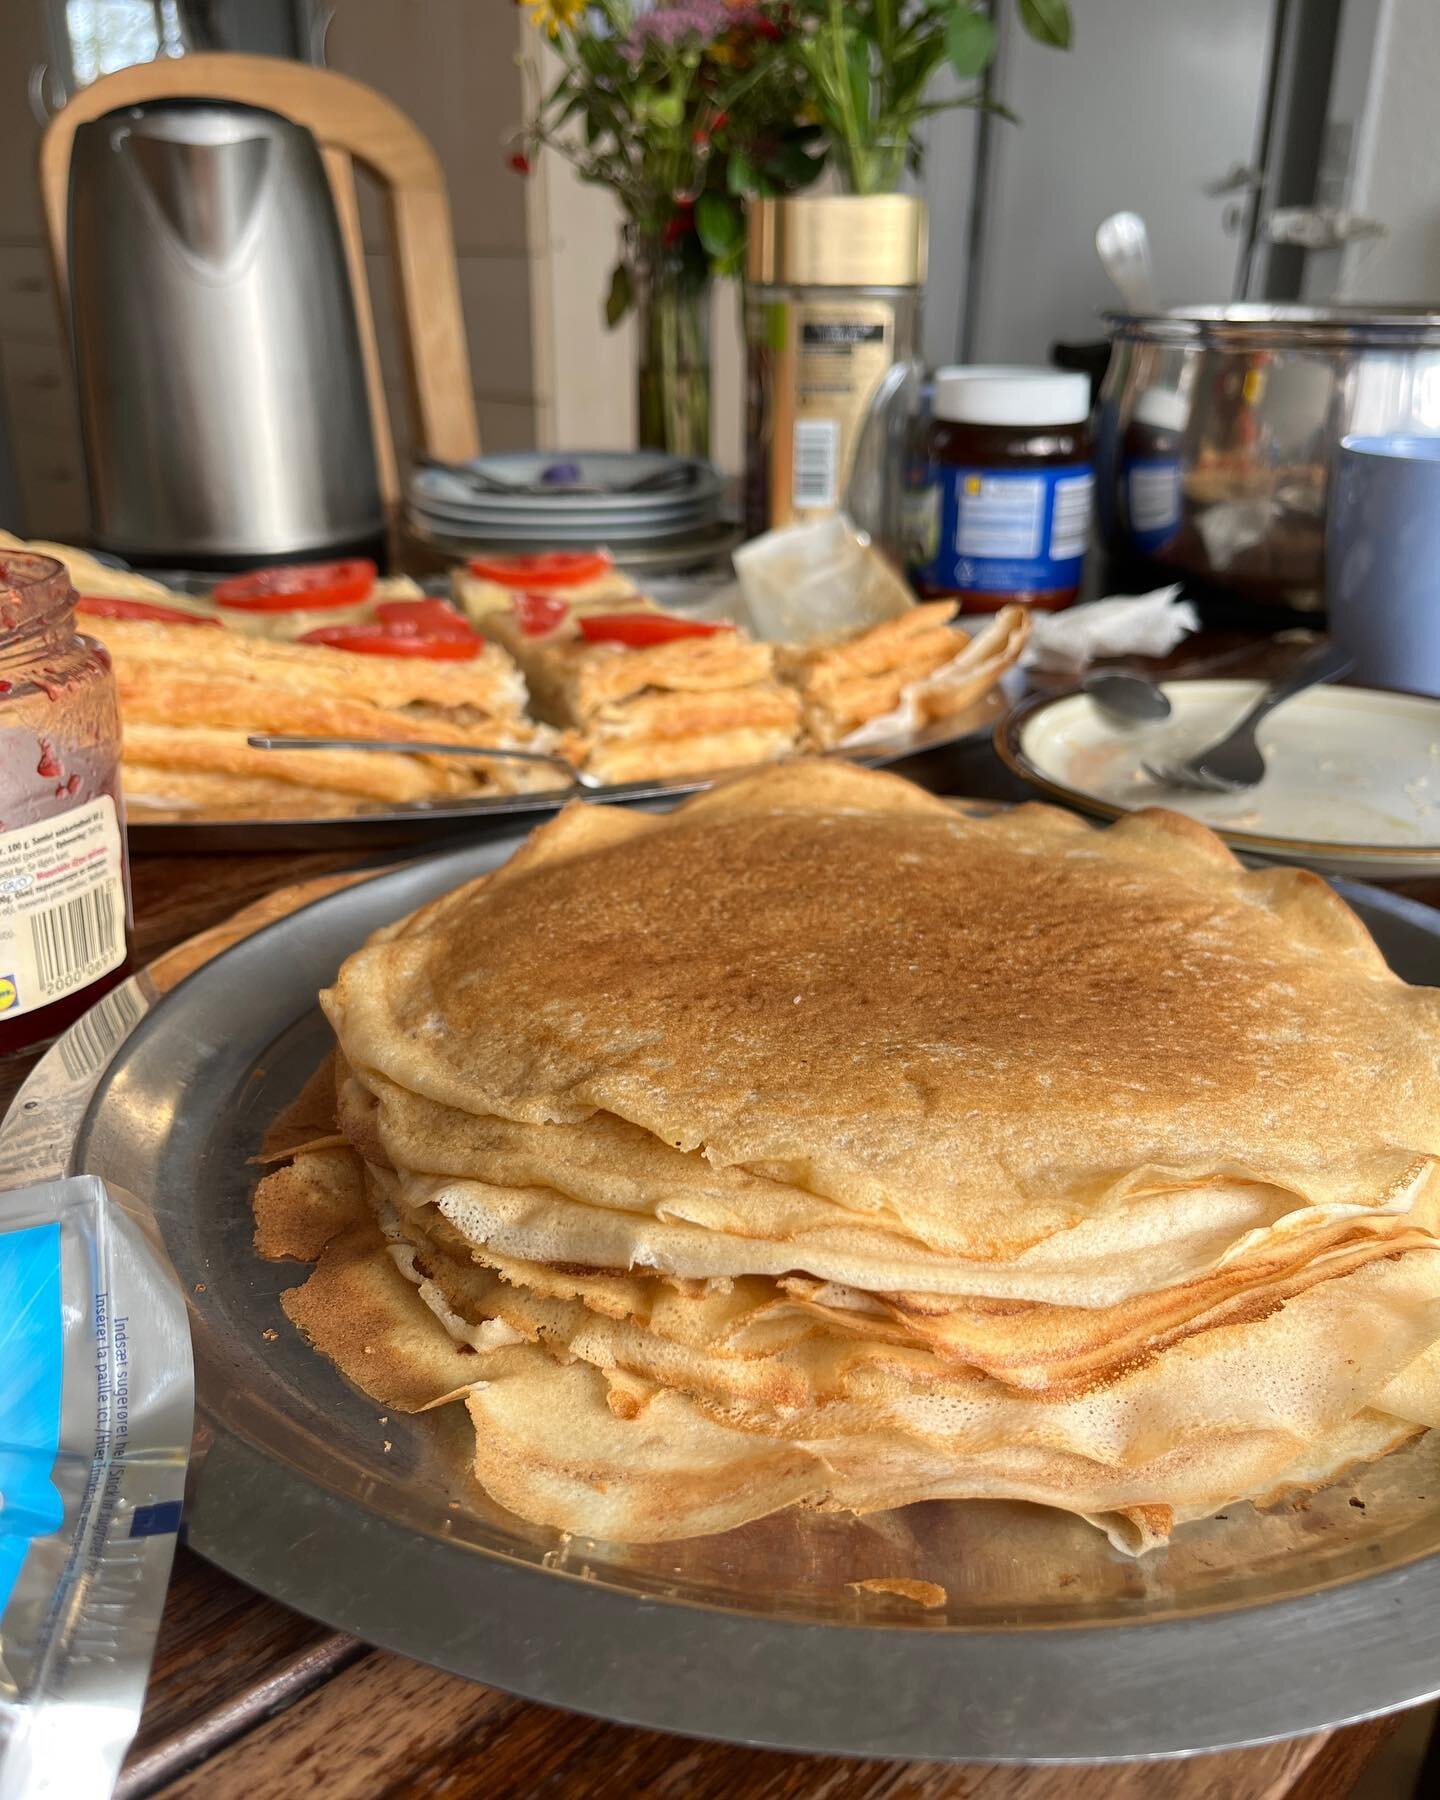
top-left (478, 597), bottom-right (803, 785)
top-left (257, 761), bottom-right (1440, 1551)
top-left (100, 615), bottom-right (569, 815)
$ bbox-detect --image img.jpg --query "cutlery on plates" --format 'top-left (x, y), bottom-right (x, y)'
top-left (411, 456), bottom-right (699, 498)
top-left (1081, 669), bottom-right (1172, 723)
top-left (246, 734), bottom-right (605, 790)
top-left (1140, 642), bottom-right (1353, 793)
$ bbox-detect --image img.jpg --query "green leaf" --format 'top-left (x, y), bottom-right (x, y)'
top-left (1018, 0), bottom-right (1073, 49)
top-left (945, 7), bottom-right (997, 78)
top-left (846, 34), bottom-right (872, 133)
top-left (726, 148), bottom-right (759, 196)
top-left (695, 191), bottom-right (743, 258)
top-left (605, 260), bottom-right (633, 329)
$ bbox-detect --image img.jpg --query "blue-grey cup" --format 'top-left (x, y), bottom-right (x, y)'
top-left (1327, 436), bottom-right (1440, 695)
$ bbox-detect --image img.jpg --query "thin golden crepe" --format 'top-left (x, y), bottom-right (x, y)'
top-left (0, 527), bottom-right (189, 602)
top-left (259, 761), bottom-right (1440, 1552)
top-left (96, 614), bottom-right (570, 811)
top-left (777, 602), bottom-right (1030, 748)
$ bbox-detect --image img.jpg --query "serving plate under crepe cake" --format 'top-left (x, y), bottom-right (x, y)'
top-left (123, 705), bottom-right (1007, 853)
top-left (8, 824), bottom-right (1440, 1762)
top-left (998, 680), bottom-right (1440, 880)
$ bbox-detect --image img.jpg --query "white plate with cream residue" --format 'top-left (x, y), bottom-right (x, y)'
top-left (998, 679), bottom-right (1440, 879)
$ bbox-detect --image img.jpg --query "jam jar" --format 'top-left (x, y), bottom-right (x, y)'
top-left (0, 551), bottom-right (131, 1055)
top-left (909, 368), bottom-right (1094, 611)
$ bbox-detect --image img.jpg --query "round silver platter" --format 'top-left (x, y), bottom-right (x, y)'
top-left (5, 838), bottom-right (1440, 1762)
top-left (123, 707), bottom-right (1001, 854)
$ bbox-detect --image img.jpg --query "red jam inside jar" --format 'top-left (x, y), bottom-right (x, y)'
top-left (0, 552), bottom-right (132, 1056)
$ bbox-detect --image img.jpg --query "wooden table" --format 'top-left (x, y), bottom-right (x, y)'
top-left (2, 651), bottom-right (1431, 1799)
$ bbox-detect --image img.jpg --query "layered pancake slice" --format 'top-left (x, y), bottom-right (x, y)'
top-left (779, 603), bottom-right (1030, 748)
top-left (97, 613), bottom-right (569, 812)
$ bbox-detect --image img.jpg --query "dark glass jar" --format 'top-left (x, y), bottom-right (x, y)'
top-left (0, 552), bottom-right (131, 1056)
top-left (1119, 386), bottom-right (1186, 557)
top-left (909, 369), bottom-right (1094, 612)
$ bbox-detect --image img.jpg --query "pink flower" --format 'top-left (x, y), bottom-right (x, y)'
top-left (624, 1), bottom-right (760, 58)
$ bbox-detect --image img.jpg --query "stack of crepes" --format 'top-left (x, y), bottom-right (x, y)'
top-left (100, 616), bottom-right (571, 816)
top-left (257, 761), bottom-right (1440, 1551)
top-left (479, 597), bottom-right (804, 785)
top-left (777, 600), bottom-right (1030, 749)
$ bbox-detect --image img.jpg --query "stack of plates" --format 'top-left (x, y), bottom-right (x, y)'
top-left (406, 450), bottom-right (730, 550)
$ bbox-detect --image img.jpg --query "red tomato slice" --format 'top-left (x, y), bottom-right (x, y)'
top-left (374, 598), bottom-right (475, 639)
top-left (577, 612), bottom-right (734, 648)
top-left (214, 558), bottom-right (377, 613)
top-left (511, 592), bottom-right (570, 637)
top-left (76, 595), bottom-right (220, 626)
top-left (468, 551), bottom-right (611, 591)
top-left (298, 622), bottom-right (479, 661)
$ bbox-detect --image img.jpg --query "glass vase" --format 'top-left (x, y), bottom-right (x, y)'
top-left (633, 235), bottom-right (711, 461)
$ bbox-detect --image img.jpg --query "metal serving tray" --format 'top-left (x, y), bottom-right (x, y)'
top-left (4, 843), bottom-right (1440, 1762)
top-left (124, 705), bottom-right (1005, 853)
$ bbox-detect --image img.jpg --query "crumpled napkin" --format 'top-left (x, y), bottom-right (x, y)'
top-left (1020, 585), bottom-right (1198, 675)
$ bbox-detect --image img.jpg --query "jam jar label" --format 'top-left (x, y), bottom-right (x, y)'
top-left (914, 464), bottom-right (1094, 595)
top-left (0, 798), bottom-right (126, 1019)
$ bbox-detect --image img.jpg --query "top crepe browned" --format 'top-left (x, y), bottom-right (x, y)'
top-left (323, 760), bottom-right (1440, 1259)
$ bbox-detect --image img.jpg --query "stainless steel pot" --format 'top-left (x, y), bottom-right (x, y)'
top-left (1096, 305), bottom-right (1440, 611)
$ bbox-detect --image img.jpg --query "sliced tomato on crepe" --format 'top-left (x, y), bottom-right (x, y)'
top-left (576, 612), bottom-right (734, 648)
top-left (298, 621), bottom-right (480, 660)
top-left (373, 598), bottom-right (475, 640)
top-left (76, 595), bottom-right (220, 626)
top-left (511, 592), bottom-right (570, 637)
top-left (214, 558), bottom-right (377, 613)
top-left (468, 551), bottom-right (612, 591)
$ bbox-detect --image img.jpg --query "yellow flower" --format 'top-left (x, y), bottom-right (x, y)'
top-left (519, 0), bottom-right (585, 39)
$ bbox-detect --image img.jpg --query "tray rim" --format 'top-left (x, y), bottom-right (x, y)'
top-left (12, 844), bottom-right (1440, 1761)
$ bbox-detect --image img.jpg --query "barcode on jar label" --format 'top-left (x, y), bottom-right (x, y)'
top-left (31, 885), bottom-right (121, 993)
top-left (0, 796), bottom-right (127, 1021)
top-left (792, 418), bottom-right (840, 510)
top-left (57, 979), bottom-right (146, 1084)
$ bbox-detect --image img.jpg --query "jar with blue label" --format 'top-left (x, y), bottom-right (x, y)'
top-left (1120, 387), bottom-right (1186, 556)
top-left (909, 369), bottom-right (1094, 612)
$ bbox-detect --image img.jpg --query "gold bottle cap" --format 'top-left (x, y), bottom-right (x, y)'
top-left (746, 195), bottom-right (928, 288)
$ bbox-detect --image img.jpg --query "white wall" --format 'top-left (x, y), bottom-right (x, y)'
top-left (1341, 0), bottom-right (1440, 301)
top-left (964, 0), bottom-right (1274, 363)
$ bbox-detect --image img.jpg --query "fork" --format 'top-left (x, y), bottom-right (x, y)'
top-left (1140, 642), bottom-right (1353, 794)
top-left (246, 734), bottom-right (606, 790)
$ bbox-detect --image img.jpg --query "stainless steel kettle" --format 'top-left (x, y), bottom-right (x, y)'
top-left (67, 101), bottom-right (383, 567)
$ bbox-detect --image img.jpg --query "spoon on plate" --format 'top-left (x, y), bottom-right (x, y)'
top-left (1140, 643), bottom-right (1353, 794)
top-left (1081, 669), bottom-right (1172, 723)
